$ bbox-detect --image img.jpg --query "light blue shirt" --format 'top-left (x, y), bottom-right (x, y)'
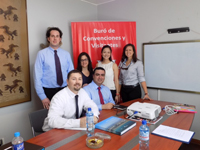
top-left (83, 81), bottom-right (115, 110)
top-left (119, 59), bottom-right (145, 85)
top-left (33, 46), bottom-right (74, 100)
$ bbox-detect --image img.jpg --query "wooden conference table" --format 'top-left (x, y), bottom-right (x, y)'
top-left (27, 99), bottom-right (195, 150)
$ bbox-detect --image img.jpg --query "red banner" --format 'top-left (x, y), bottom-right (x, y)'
top-left (71, 22), bottom-right (136, 68)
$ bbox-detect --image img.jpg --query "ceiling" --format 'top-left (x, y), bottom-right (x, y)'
top-left (81, 0), bottom-right (115, 6)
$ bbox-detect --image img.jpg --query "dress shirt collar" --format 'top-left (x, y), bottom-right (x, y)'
top-left (49, 46), bottom-right (61, 52)
top-left (66, 87), bottom-right (81, 98)
top-left (91, 81), bottom-right (104, 89)
top-left (123, 59), bottom-right (133, 65)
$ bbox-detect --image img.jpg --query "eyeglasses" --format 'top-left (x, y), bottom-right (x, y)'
top-left (81, 59), bottom-right (88, 62)
top-left (119, 63), bottom-right (131, 70)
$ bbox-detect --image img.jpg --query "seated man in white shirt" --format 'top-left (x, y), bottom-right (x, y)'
top-left (42, 70), bottom-right (99, 131)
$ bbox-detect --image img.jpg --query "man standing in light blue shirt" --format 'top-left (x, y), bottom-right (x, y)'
top-left (34, 27), bottom-right (74, 109)
top-left (83, 67), bottom-right (115, 110)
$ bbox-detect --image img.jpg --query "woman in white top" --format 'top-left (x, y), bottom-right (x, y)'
top-left (96, 45), bottom-right (120, 103)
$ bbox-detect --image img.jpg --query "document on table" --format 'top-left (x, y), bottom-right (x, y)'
top-left (65, 127), bottom-right (86, 130)
top-left (152, 125), bottom-right (195, 144)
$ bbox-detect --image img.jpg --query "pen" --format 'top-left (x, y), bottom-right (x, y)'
top-left (4, 146), bottom-right (12, 150)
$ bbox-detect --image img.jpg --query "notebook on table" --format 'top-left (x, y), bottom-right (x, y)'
top-left (95, 116), bottom-right (136, 135)
top-left (152, 124), bottom-right (195, 144)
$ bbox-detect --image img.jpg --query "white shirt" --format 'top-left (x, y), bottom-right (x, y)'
top-left (42, 87), bottom-right (99, 131)
top-left (98, 61), bottom-right (115, 90)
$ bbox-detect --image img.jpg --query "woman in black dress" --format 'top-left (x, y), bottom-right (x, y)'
top-left (77, 52), bottom-right (93, 87)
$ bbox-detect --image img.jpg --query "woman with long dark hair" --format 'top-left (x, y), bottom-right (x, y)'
top-left (77, 52), bottom-right (93, 87)
top-left (119, 43), bottom-right (151, 102)
top-left (96, 45), bottom-right (120, 103)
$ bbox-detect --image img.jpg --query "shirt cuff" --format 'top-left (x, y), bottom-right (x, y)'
top-left (39, 93), bottom-right (47, 101)
top-left (71, 119), bottom-right (81, 128)
top-left (139, 78), bottom-right (146, 82)
top-left (98, 104), bottom-right (102, 111)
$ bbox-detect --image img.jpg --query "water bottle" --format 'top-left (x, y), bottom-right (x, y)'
top-left (12, 132), bottom-right (24, 150)
top-left (139, 120), bottom-right (149, 150)
top-left (86, 107), bottom-right (94, 137)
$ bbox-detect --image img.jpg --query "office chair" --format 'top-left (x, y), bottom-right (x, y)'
top-left (29, 109), bottom-right (48, 137)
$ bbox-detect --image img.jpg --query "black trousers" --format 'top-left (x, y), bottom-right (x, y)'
top-left (43, 87), bottom-right (65, 101)
top-left (121, 84), bottom-right (141, 102)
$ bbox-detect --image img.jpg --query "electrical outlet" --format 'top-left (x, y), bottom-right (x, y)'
top-left (0, 138), bottom-right (4, 146)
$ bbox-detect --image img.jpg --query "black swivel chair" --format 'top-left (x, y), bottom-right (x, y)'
top-left (29, 109), bottom-right (48, 137)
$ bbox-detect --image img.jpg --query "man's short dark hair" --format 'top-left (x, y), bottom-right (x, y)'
top-left (46, 27), bottom-right (63, 41)
top-left (67, 70), bottom-right (82, 80)
top-left (93, 67), bottom-right (105, 74)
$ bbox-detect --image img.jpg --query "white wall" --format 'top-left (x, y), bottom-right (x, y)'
top-left (0, 0), bottom-right (97, 144)
top-left (98, 0), bottom-right (200, 139)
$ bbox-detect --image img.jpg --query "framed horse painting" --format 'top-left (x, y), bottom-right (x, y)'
top-left (0, 0), bottom-right (30, 107)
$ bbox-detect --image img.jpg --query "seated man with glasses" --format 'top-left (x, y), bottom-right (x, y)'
top-left (83, 67), bottom-right (115, 110)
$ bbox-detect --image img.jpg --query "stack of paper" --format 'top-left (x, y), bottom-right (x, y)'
top-left (152, 125), bottom-right (195, 144)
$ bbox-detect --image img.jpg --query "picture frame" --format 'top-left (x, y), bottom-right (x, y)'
top-left (0, 0), bottom-right (30, 107)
